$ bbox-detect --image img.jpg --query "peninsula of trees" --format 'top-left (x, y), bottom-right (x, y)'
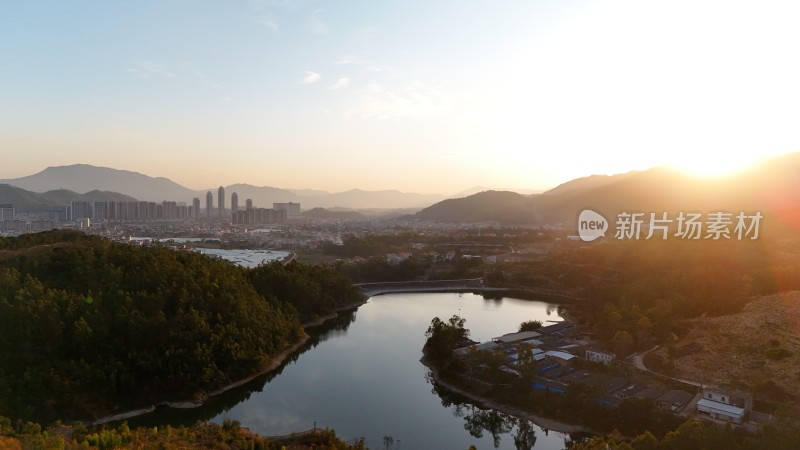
top-left (0, 230), bottom-right (363, 423)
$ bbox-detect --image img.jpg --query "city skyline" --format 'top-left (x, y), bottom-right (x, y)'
top-left (63, 192), bottom-right (291, 225)
top-left (2, 1), bottom-right (799, 193)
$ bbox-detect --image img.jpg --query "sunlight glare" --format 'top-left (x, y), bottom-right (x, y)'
top-left (665, 153), bottom-right (769, 178)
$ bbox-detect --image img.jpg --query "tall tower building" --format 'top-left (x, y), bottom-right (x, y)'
top-left (192, 198), bottom-right (200, 219)
top-left (218, 186), bottom-right (225, 218)
top-left (231, 192), bottom-right (239, 220)
top-left (206, 191), bottom-right (213, 218)
top-left (246, 199), bottom-right (253, 210)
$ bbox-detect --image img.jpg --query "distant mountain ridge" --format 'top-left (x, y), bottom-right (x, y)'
top-left (0, 165), bottom-right (450, 210)
top-left (416, 191), bottom-right (538, 224)
top-left (0, 184), bottom-right (136, 212)
top-left (416, 152), bottom-right (800, 228)
top-left (0, 165), bottom-right (196, 203)
top-left (301, 207), bottom-right (367, 221)
top-left (449, 186), bottom-right (545, 198)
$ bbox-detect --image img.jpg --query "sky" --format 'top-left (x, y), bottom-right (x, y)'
top-left (1, 0), bottom-right (799, 194)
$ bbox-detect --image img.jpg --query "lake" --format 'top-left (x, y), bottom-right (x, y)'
top-left (194, 248), bottom-right (290, 268)
top-left (128, 292), bottom-right (579, 449)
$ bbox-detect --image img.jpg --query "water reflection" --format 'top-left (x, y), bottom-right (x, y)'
top-left (308, 308), bottom-right (358, 346)
top-left (124, 308), bottom-right (358, 428)
top-left (483, 293), bottom-right (505, 302)
top-left (119, 293), bottom-right (572, 449)
top-left (514, 420), bottom-right (538, 450)
top-left (425, 368), bottom-right (594, 450)
top-left (427, 371), bottom-right (537, 450)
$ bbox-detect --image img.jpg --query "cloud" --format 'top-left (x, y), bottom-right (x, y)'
top-left (307, 13), bottom-right (328, 34)
top-left (257, 14), bottom-right (279, 32)
top-left (326, 77), bottom-right (350, 90)
top-left (126, 62), bottom-right (178, 79)
top-left (250, 0), bottom-right (305, 11)
top-left (334, 53), bottom-right (396, 75)
top-left (299, 71), bottom-right (321, 84)
top-left (366, 65), bottom-right (395, 73)
top-left (346, 82), bottom-right (458, 120)
top-left (250, 0), bottom-right (305, 32)
top-left (251, 0), bottom-right (317, 33)
top-left (335, 54), bottom-right (369, 66)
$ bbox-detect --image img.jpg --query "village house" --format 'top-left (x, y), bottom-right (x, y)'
top-left (585, 348), bottom-right (616, 365)
top-left (696, 386), bottom-right (753, 424)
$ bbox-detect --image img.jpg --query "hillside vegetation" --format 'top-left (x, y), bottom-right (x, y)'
top-left (0, 418), bottom-right (366, 450)
top-left (0, 231), bottom-right (362, 423)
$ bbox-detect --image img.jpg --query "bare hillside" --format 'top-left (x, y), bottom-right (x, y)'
top-left (654, 292), bottom-right (800, 398)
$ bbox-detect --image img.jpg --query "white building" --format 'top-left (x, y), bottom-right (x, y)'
top-left (696, 387), bottom-right (752, 424)
top-left (586, 349), bottom-right (616, 365)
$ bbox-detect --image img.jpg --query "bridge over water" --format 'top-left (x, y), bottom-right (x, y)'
top-left (355, 278), bottom-right (581, 302)
top-left (354, 278), bottom-right (485, 296)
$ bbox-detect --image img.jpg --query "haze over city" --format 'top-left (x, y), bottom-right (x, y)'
top-left (2, 0), bottom-right (799, 193)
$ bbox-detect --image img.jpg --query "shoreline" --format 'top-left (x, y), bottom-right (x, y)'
top-left (301, 296), bottom-right (369, 328)
top-left (88, 295), bottom-right (369, 426)
top-left (86, 288), bottom-right (573, 428)
top-left (90, 333), bottom-right (312, 425)
top-left (356, 281), bottom-right (580, 303)
top-left (420, 355), bottom-right (593, 435)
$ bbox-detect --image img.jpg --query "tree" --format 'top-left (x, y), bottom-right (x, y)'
top-left (630, 431), bottom-right (659, 450)
top-left (424, 315), bottom-right (468, 362)
top-left (518, 320), bottom-right (542, 332)
top-left (512, 419), bottom-right (537, 450)
top-left (612, 330), bottom-right (634, 358)
top-left (515, 344), bottom-right (537, 379)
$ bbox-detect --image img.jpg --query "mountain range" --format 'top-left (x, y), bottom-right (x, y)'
top-left (4, 155), bottom-right (800, 227)
top-left (415, 152), bottom-right (800, 230)
top-left (0, 184), bottom-right (136, 212)
top-left (0, 165), bottom-right (449, 210)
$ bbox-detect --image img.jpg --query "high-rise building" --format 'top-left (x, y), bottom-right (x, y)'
top-left (273, 202), bottom-right (301, 218)
top-left (69, 201), bottom-right (93, 221)
top-left (246, 199), bottom-right (253, 211)
top-left (231, 192), bottom-right (238, 221)
top-left (0, 204), bottom-right (14, 221)
top-left (162, 201), bottom-right (177, 220)
top-left (192, 198), bottom-right (201, 219)
top-left (206, 191), bottom-right (213, 218)
top-left (218, 186), bottom-right (225, 218)
top-left (93, 201), bottom-right (109, 222)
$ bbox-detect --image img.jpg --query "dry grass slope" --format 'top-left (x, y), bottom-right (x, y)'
top-left (660, 292), bottom-right (800, 397)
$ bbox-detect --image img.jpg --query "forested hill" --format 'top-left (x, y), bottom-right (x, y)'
top-left (415, 190), bottom-right (537, 224)
top-left (0, 231), bottom-right (363, 423)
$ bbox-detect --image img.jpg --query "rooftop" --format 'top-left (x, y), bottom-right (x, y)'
top-left (697, 399), bottom-right (746, 417)
top-left (657, 390), bottom-right (694, 407)
top-left (545, 350), bottom-right (577, 361)
top-left (493, 331), bottom-right (542, 343)
top-left (538, 321), bottom-right (573, 335)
